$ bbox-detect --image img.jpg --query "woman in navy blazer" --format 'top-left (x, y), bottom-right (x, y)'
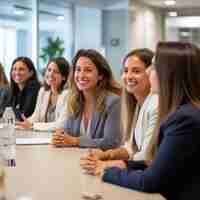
top-left (102, 42), bottom-right (200, 200)
top-left (52, 49), bottom-right (122, 150)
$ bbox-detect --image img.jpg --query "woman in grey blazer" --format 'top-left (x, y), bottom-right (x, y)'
top-left (52, 49), bottom-right (122, 150)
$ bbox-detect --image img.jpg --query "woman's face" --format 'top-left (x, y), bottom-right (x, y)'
top-left (45, 62), bottom-right (64, 90)
top-left (122, 55), bottom-right (150, 97)
top-left (11, 61), bottom-right (32, 86)
top-left (74, 57), bottom-right (102, 94)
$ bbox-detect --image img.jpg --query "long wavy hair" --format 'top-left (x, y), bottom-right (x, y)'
top-left (43, 57), bottom-right (70, 93)
top-left (0, 63), bottom-right (9, 87)
top-left (67, 49), bottom-right (120, 117)
top-left (121, 48), bottom-right (154, 151)
top-left (146, 42), bottom-right (200, 162)
top-left (10, 57), bottom-right (39, 96)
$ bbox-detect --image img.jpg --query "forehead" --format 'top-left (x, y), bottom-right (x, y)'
top-left (76, 56), bottom-right (96, 67)
top-left (48, 62), bottom-right (59, 70)
top-left (13, 61), bottom-right (28, 69)
top-left (124, 56), bottom-right (146, 69)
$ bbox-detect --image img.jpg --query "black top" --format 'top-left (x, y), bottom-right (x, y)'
top-left (103, 104), bottom-right (200, 200)
top-left (10, 79), bottom-right (40, 120)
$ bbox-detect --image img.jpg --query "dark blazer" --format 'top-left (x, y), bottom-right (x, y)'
top-left (64, 93), bottom-right (122, 150)
top-left (0, 86), bottom-right (10, 117)
top-left (10, 79), bottom-right (40, 120)
top-left (103, 104), bottom-right (200, 200)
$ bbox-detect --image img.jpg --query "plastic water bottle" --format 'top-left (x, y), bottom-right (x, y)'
top-left (0, 107), bottom-right (16, 167)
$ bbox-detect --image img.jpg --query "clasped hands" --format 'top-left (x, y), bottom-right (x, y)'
top-left (52, 129), bottom-right (80, 147)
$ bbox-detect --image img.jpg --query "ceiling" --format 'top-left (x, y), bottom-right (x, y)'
top-left (0, 0), bottom-right (200, 18)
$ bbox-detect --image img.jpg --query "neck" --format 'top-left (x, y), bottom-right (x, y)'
top-left (51, 87), bottom-right (58, 95)
top-left (83, 91), bottom-right (94, 105)
top-left (18, 84), bottom-right (25, 91)
top-left (134, 91), bottom-right (149, 106)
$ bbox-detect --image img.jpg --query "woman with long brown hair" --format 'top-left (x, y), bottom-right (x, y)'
top-left (102, 42), bottom-right (200, 200)
top-left (52, 49), bottom-right (122, 150)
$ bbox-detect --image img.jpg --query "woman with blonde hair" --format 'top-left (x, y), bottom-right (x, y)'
top-left (52, 49), bottom-right (122, 150)
top-left (0, 63), bottom-right (10, 117)
top-left (80, 48), bottom-right (158, 174)
top-left (102, 42), bottom-right (200, 200)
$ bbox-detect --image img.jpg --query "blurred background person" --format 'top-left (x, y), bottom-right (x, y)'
top-left (0, 63), bottom-right (10, 117)
top-left (16, 57), bottom-right (70, 131)
top-left (9, 57), bottom-right (40, 120)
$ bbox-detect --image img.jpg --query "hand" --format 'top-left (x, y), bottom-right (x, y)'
top-left (52, 130), bottom-right (80, 147)
top-left (15, 114), bottom-right (32, 129)
top-left (80, 155), bottom-right (107, 176)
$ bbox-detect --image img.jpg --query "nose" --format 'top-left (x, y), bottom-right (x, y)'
top-left (78, 70), bottom-right (86, 79)
top-left (126, 71), bottom-right (134, 81)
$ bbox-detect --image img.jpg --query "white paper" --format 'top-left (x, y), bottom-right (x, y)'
top-left (16, 137), bottom-right (51, 145)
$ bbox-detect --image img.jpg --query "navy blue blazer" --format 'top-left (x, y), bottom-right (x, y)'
top-left (103, 104), bottom-right (200, 200)
top-left (64, 93), bottom-right (122, 150)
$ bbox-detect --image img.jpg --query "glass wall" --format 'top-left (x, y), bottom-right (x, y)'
top-left (0, 0), bottom-right (33, 78)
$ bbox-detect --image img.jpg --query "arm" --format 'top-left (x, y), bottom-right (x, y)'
top-left (102, 111), bottom-right (200, 193)
top-left (21, 81), bottom-right (40, 118)
top-left (79, 98), bottom-right (122, 150)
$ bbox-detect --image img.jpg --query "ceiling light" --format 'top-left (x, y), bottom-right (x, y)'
top-left (57, 15), bottom-right (64, 21)
top-left (165, 0), bottom-right (176, 6)
top-left (168, 11), bottom-right (177, 17)
top-left (14, 10), bottom-right (24, 16)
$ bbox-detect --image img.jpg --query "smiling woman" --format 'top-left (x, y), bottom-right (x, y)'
top-left (16, 57), bottom-right (70, 131)
top-left (9, 57), bottom-right (41, 120)
top-left (52, 49), bottom-right (122, 150)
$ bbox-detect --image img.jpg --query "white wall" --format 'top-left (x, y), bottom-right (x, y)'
top-left (128, 0), bottom-right (164, 51)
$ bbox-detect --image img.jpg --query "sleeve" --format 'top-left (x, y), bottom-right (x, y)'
top-left (102, 111), bottom-right (200, 193)
top-left (133, 95), bottom-right (158, 161)
top-left (21, 82), bottom-right (40, 118)
top-left (32, 90), bottom-right (68, 131)
top-left (79, 98), bottom-right (122, 150)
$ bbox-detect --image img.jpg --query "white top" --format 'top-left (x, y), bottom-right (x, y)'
top-left (28, 87), bottom-right (68, 131)
top-left (123, 93), bottom-right (158, 161)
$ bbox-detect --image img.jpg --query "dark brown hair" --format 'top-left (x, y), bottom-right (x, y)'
top-left (43, 57), bottom-right (70, 93)
top-left (0, 63), bottom-right (9, 87)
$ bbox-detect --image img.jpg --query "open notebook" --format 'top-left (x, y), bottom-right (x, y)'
top-left (16, 137), bottom-right (51, 145)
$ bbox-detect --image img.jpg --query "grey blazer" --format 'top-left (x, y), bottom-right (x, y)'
top-left (64, 93), bottom-right (122, 150)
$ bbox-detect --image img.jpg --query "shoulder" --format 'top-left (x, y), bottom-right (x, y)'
top-left (104, 92), bottom-right (121, 108)
top-left (162, 104), bottom-right (200, 136)
top-left (143, 93), bottom-right (158, 116)
top-left (25, 80), bottom-right (40, 90)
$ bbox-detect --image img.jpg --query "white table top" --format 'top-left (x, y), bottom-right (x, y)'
top-left (3, 130), bottom-right (165, 200)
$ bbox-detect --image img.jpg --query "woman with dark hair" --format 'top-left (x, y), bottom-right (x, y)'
top-left (101, 42), bottom-right (200, 200)
top-left (52, 49), bottom-right (122, 150)
top-left (80, 48), bottom-right (158, 174)
top-left (16, 57), bottom-right (70, 131)
top-left (0, 63), bottom-right (10, 117)
top-left (9, 57), bottom-right (40, 120)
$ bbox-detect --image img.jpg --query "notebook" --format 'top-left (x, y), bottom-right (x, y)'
top-left (16, 137), bottom-right (51, 145)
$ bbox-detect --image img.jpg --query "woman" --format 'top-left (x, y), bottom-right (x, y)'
top-left (52, 49), bottom-right (122, 150)
top-left (80, 48), bottom-right (158, 174)
top-left (16, 57), bottom-right (70, 131)
top-left (9, 57), bottom-right (40, 120)
top-left (102, 42), bottom-right (200, 200)
top-left (0, 63), bottom-right (10, 117)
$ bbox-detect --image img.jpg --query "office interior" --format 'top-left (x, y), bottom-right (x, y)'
top-left (0, 0), bottom-right (199, 80)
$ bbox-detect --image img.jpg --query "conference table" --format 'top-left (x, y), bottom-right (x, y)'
top-left (3, 129), bottom-right (165, 200)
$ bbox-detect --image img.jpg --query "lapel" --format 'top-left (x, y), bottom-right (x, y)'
top-left (40, 90), bottom-right (51, 120)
